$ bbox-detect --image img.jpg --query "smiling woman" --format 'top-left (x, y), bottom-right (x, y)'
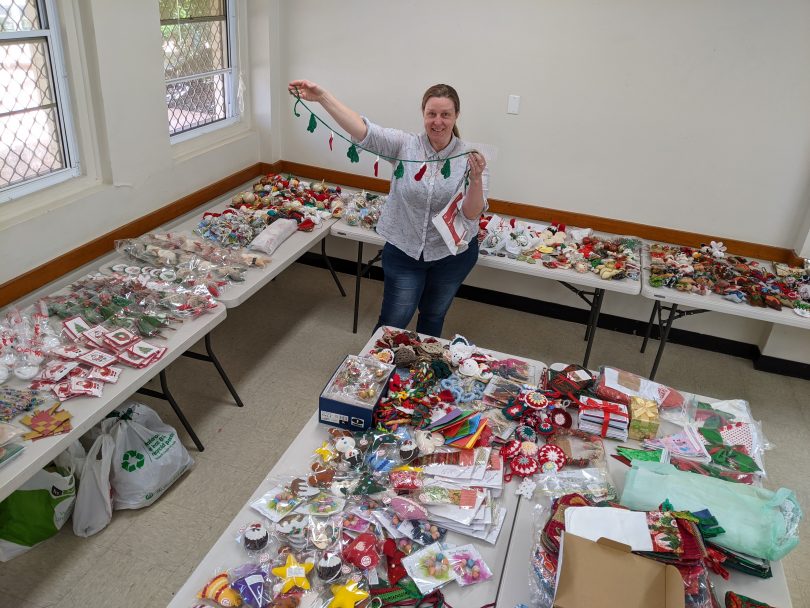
top-left (288, 79), bottom-right (489, 338)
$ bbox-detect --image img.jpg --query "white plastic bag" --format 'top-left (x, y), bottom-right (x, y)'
top-left (72, 433), bottom-right (114, 537)
top-left (102, 402), bottom-right (193, 510)
top-left (249, 218), bottom-right (297, 255)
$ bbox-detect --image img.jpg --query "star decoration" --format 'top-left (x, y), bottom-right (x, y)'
top-left (271, 554), bottom-right (313, 593)
top-left (315, 441), bottom-right (338, 463)
top-left (329, 579), bottom-right (370, 608)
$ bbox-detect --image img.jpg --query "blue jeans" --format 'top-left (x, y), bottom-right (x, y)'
top-left (376, 240), bottom-right (478, 338)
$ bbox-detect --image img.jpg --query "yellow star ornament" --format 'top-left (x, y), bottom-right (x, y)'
top-left (315, 441), bottom-right (338, 462)
top-left (329, 579), bottom-right (370, 608)
top-left (271, 554), bottom-right (313, 593)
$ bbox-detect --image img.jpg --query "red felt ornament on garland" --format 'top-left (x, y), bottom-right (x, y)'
top-left (329, 130), bottom-right (334, 151)
top-left (414, 163), bottom-right (427, 181)
top-left (374, 155), bottom-right (380, 177)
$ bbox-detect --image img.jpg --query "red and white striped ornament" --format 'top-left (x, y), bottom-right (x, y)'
top-left (374, 155), bottom-right (380, 177)
top-left (329, 130), bottom-right (334, 151)
top-left (414, 162), bottom-right (427, 181)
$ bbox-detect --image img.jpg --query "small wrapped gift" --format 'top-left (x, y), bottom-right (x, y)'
top-left (628, 396), bottom-right (659, 441)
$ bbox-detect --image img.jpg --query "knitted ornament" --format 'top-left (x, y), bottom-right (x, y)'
top-left (374, 155), bottom-right (379, 177)
top-left (394, 346), bottom-right (417, 368)
top-left (549, 408), bottom-right (573, 428)
top-left (519, 440), bottom-right (539, 457)
top-left (501, 439), bottom-right (521, 460)
top-left (503, 403), bottom-right (527, 421)
top-left (430, 359), bottom-right (452, 379)
top-left (525, 391), bottom-right (549, 410)
top-left (414, 163), bottom-right (427, 181)
top-left (537, 420), bottom-right (554, 435)
top-left (510, 454), bottom-right (539, 477)
top-left (537, 444), bottom-right (567, 471)
top-left (515, 424), bottom-right (537, 442)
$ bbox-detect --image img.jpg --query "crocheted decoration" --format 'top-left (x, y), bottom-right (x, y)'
top-left (510, 454), bottom-right (539, 477)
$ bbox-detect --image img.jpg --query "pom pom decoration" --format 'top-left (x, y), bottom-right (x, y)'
top-left (198, 573), bottom-right (243, 607)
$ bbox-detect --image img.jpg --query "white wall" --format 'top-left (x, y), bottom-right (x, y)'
top-left (280, 0), bottom-right (810, 363)
top-left (0, 0), bottom-right (266, 283)
top-left (279, 0), bottom-right (810, 250)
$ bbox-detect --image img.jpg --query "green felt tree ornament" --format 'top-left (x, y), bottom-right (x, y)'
top-left (441, 158), bottom-right (451, 179)
top-left (307, 113), bottom-right (317, 133)
top-left (393, 161), bottom-right (404, 179)
top-left (346, 144), bottom-right (360, 163)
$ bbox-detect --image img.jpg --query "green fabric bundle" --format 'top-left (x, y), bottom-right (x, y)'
top-left (620, 461), bottom-right (801, 561)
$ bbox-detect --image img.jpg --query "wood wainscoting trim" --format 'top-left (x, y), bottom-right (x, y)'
top-left (276, 161), bottom-right (803, 265)
top-left (2, 159), bottom-right (802, 307)
top-left (0, 162), bottom-right (278, 307)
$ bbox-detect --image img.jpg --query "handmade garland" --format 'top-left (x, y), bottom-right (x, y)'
top-left (291, 92), bottom-right (473, 179)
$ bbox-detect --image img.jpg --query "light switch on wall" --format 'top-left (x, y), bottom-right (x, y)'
top-left (507, 94), bottom-right (520, 114)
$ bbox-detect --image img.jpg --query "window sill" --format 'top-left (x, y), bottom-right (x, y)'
top-left (0, 173), bottom-right (106, 231)
top-left (170, 117), bottom-right (254, 164)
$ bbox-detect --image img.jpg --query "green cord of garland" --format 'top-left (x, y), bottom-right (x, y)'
top-left (393, 161), bottom-right (404, 179)
top-left (307, 112), bottom-right (317, 133)
top-left (292, 93), bottom-right (472, 166)
top-left (347, 144), bottom-right (360, 163)
top-left (440, 158), bottom-right (451, 179)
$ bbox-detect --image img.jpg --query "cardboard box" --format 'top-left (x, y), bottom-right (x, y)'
top-left (318, 355), bottom-right (394, 432)
top-left (554, 532), bottom-right (684, 608)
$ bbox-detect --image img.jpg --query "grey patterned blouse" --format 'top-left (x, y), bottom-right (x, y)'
top-left (356, 117), bottom-right (489, 261)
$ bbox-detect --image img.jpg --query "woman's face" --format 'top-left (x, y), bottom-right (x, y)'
top-left (423, 96), bottom-right (457, 151)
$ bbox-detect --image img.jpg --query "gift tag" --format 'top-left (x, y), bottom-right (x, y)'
top-left (78, 349), bottom-right (118, 368)
top-left (69, 378), bottom-right (104, 397)
top-left (62, 316), bottom-right (91, 339)
top-left (51, 344), bottom-right (91, 360)
top-left (81, 326), bottom-right (108, 348)
top-left (88, 365), bottom-right (122, 383)
top-left (41, 360), bottom-right (78, 382)
top-left (103, 328), bottom-right (139, 349)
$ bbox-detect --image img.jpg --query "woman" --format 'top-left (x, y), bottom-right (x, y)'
top-left (289, 80), bottom-right (488, 337)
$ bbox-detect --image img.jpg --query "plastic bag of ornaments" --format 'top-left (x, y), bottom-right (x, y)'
top-left (105, 262), bottom-right (219, 317)
top-left (0, 306), bottom-right (52, 383)
top-left (195, 208), bottom-right (269, 249)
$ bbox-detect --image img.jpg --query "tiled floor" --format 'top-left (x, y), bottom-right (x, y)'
top-left (1, 263), bottom-right (807, 607)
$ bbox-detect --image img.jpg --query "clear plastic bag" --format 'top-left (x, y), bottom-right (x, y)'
top-left (595, 365), bottom-right (694, 425)
top-left (533, 466), bottom-right (617, 503)
top-left (528, 499), bottom-right (556, 608)
top-left (687, 398), bottom-right (771, 479)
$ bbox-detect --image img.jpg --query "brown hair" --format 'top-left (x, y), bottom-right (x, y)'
top-left (421, 84), bottom-right (460, 138)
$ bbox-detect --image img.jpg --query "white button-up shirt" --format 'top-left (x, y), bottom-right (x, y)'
top-left (357, 118), bottom-right (489, 261)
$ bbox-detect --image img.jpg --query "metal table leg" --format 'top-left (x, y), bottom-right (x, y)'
top-left (137, 370), bottom-right (205, 452)
top-left (351, 242), bottom-right (383, 334)
top-left (321, 238), bottom-right (346, 297)
top-left (640, 300), bottom-right (661, 354)
top-left (582, 288), bottom-right (605, 368)
top-left (182, 333), bottom-right (244, 407)
top-left (649, 303), bottom-right (678, 380)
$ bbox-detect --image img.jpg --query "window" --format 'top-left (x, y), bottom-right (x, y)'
top-left (0, 0), bottom-right (78, 199)
top-left (160, 0), bottom-right (238, 139)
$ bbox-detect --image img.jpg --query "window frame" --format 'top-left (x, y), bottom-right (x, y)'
top-left (163, 0), bottom-right (240, 144)
top-left (0, 0), bottom-right (81, 204)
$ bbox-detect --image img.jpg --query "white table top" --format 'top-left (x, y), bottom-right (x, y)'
top-left (0, 303), bottom-right (227, 503)
top-left (640, 245), bottom-right (810, 331)
top-left (141, 196), bottom-right (339, 309)
top-left (170, 328), bottom-right (547, 607)
top-left (330, 220), bottom-right (642, 296)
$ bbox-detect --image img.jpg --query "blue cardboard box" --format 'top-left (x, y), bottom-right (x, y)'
top-left (319, 355), bottom-right (394, 431)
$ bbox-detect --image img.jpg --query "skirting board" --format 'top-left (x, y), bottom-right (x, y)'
top-left (297, 251), bottom-right (810, 381)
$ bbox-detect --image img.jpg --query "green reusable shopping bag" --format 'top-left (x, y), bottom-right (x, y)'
top-left (620, 461), bottom-right (801, 561)
top-left (0, 464), bottom-right (76, 561)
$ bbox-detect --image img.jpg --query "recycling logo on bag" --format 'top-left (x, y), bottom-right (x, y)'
top-left (121, 450), bottom-right (145, 473)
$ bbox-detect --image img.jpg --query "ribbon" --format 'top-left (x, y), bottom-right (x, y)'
top-left (579, 397), bottom-right (628, 437)
top-left (629, 396), bottom-right (658, 422)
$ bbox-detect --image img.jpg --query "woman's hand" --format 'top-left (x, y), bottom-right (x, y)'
top-left (467, 151), bottom-right (487, 184)
top-left (288, 80), bottom-right (326, 102)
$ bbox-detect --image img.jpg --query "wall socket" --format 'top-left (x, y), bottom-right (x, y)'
top-left (507, 94), bottom-right (520, 115)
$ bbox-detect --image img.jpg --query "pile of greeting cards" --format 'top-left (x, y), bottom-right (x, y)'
top-left (648, 242), bottom-right (810, 317)
top-left (478, 214), bottom-right (642, 281)
top-left (229, 173), bottom-right (343, 232)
